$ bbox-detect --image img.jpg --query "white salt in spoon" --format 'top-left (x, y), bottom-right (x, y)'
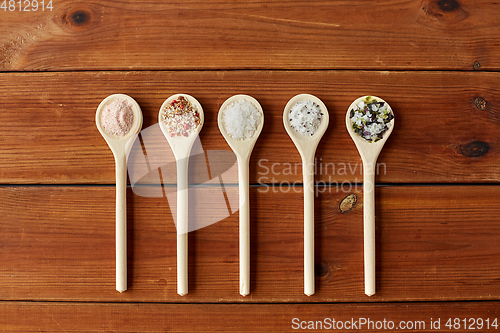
top-left (218, 95), bottom-right (264, 296)
top-left (96, 94), bottom-right (143, 293)
top-left (345, 96), bottom-right (395, 296)
top-left (158, 94), bottom-right (204, 296)
top-left (283, 94), bottom-right (329, 296)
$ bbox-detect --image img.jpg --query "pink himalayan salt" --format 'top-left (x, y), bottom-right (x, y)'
top-left (100, 99), bottom-right (134, 137)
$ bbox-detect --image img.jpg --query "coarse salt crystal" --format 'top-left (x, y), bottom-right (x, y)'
top-left (100, 98), bottom-right (134, 137)
top-left (222, 99), bottom-right (261, 140)
top-left (289, 100), bottom-right (322, 136)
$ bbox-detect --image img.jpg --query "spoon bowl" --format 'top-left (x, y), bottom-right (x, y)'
top-left (345, 95), bottom-right (394, 296)
top-left (346, 96), bottom-right (395, 163)
top-left (96, 93), bottom-right (143, 293)
top-left (283, 94), bottom-right (329, 296)
top-left (159, 94), bottom-right (205, 161)
top-left (218, 94), bottom-right (264, 296)
top-left (158, 93), bottom-right (204, 296)
top-left (284, 94), bottom-right (329, 163)
top-left (96, 94), bottom-right (143, 156)
top-left (218, 95), bottom-right (264, 160)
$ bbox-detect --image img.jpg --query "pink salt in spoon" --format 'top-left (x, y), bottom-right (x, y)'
top-left (159, 94), bottom-right (204, 296)
top-left (346, 95), bottom-right (394, 296)
top-left (96, 94), bottom-right (143, 293)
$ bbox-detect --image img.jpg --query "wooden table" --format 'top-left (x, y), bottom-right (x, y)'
top-left (1, 1), bottom-right (499, 331)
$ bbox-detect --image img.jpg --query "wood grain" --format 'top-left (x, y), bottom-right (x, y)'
top-left (1, 0), bottom-right (498, 330)
top-left (0, 70), bottom-right (499, 184)
top-left (1, 1), bottom-right (499, 71)
top-left (0, 301), bottom-right (498, 332)
top-left (0, 185), bottom-right (498, 302)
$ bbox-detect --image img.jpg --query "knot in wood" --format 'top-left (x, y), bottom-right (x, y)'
top-left (339, 193), bottom-right (357, 213)
top-left (315, 261), bottom-right (330, 278)
top-left (473, 97), bottom-right (486, 111)
top-left (68, 10), bottom-right (91, 27)
top-left (459, 141), bottom-right (489, 158)
top-left (420, 0), bottom-right (468, 23)
top-left (437, 0), bottom-right (460, 12)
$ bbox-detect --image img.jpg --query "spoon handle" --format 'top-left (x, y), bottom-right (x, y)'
top-left (176, 156), bottom-right (189, 296)
top-left (237, 156), bottom-right (250, 296)
top-left (114, 152), bottom-right (127, 293)
top-left (363, 160), bottom-right (376, 296)
top-left (302, 156), bottom-right (315, 296)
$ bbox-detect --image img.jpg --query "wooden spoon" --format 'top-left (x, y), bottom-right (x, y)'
top-left (158, 94), bottom-right (204, 296)
top-left (96, 94), bottom-right (143, 293)
top-left (283, 94), bottom-right (329, 296)
top-left (218, 94), bottom-right (264, 296)
top-left (345, 95), bottom-right (395, 296)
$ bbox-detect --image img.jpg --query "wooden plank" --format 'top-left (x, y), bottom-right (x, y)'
top-left (0, 185), bottom-right (498, 302)
top-left (0, 301), bottom-right (498, 332)
top-left (0, 71), bottom-right (500, 184)
top-left (1, 1), bottom-right (499, 71)
top-left (0, 70), bottom-right (499, 184)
